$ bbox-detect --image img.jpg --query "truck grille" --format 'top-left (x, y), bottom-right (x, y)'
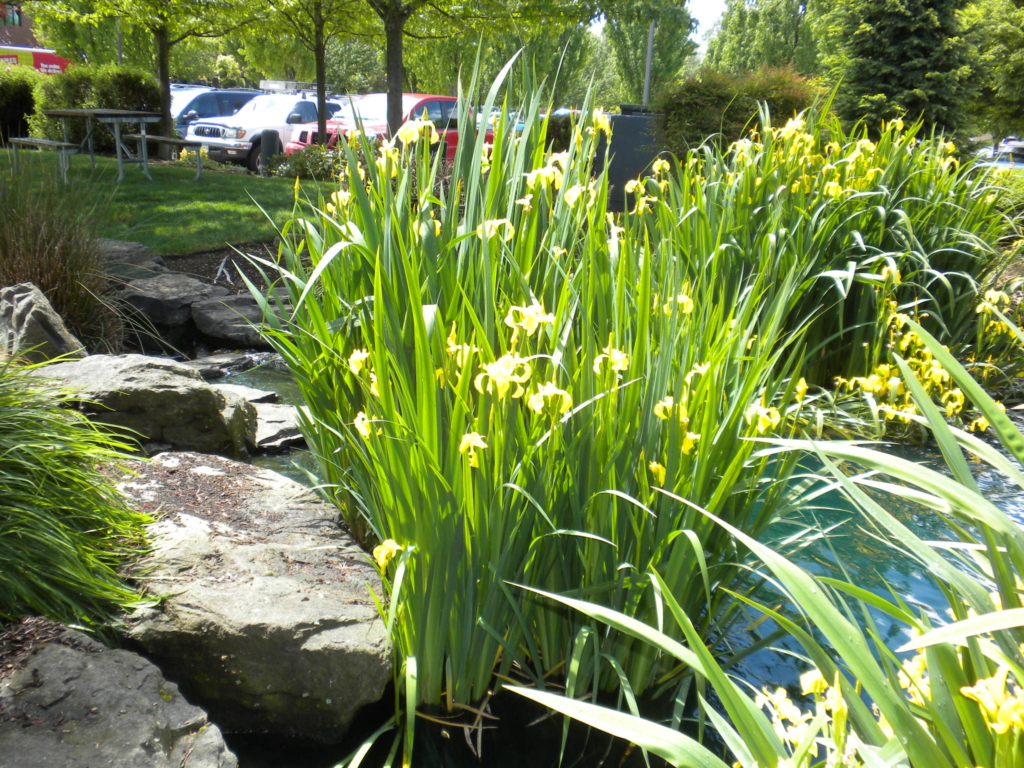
top-left (194, 126), bottom-right (222, 138)
top-left (298, 131), bottom-right (308, 143)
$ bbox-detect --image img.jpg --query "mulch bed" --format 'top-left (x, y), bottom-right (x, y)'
top-left (163, 242), bottom-right (277, 293)
top-left (115, 454), bottom-right (285, 536)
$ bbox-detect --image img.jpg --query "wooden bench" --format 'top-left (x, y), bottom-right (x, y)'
top-left (9, 138), bottom-right (78, 185)
top-left (125, 134), bottom-right (204, 180)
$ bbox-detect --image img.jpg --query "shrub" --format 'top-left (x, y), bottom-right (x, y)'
top-left (0, 177), bottom-right (123, 352)
top-left (656, 65), bottom-right (822, 152)
top-left (29, 64), bottom-right (160, 152)
top-left (271, 144), bottom-right (343, 180)
top-left (0, 65), bottom-right (44, 144)
top-left (0, 358), bottom-right (148, 627)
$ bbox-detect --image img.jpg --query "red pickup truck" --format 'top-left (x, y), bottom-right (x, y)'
top-left (284, 93), bottom-right (487, 161)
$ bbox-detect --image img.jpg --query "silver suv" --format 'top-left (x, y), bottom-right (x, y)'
top-left (186, 93), bottom-right (340, 173)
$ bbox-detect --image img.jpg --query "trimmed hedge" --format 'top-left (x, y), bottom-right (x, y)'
top-left (29, 65), bottom-right (160, 152)
top-left (656, 66), bottom-right (822, 153)
top-left (0, 65), bottom-right (45, 144)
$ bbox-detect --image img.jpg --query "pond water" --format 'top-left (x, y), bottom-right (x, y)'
top-left (225, 365), bottom-right (1024, 767)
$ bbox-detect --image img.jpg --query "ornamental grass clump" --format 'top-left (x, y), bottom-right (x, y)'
top-left (249, 64), bottom-right (1018, 745)
top-left (0, 359), bottom-right (148, 627)
top-left (0, 177), bottom-right (122, 352)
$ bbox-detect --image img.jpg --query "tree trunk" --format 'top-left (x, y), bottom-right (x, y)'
top-left (384, 7), bottom-right (406, 136)
top-left (315, 24), bottom-right (328, 146)
top-left (154, 23), bottom-right (172, 159)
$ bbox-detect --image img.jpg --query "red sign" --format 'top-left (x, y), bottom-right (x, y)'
top-left (0, 46), bottom-right (70, 74)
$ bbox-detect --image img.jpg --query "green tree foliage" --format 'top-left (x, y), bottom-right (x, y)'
top-left (961, 0), bottom-right (1024, 139)
top-left (327, 38), bottom-right (383, 93)
top-left (603, 0), bottom-right (697, 103)
top-left (403, 14), bottom-right (594, 106)
top-left (266, 0), bottom-right (370, 144)
top-left (704, 0), bottom-right (821, 76)
top-left (25, 0), bottom-right (259, 142)
top-left (562, 29), bottom-right (627, 108)
top-left (28, 3), bottom-right (154, 70)
top-left (360, 0), bottom-right (596, 132)
top-left (823, 0), bottom-right (973, 133)
top-left (237, 27), bottom-right (313, 81)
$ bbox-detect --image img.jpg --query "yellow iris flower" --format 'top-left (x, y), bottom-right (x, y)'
top-left (372, 539), bottom-right (404, 569)
top-left (528, 381), bottom-right (573, 415)
top-left (474, 354), bottom-right (532, 399)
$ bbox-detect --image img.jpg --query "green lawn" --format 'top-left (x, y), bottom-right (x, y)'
top-left (1, 149), bottom-right (336, 255)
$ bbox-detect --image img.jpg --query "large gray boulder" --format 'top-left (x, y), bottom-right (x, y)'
top-left (192, 294), bottom-right (276, 350)
top-left (35, 355), bottom-right (255, 458)
top-left (97, 239), bottom-right (169, 284)
top-left (119, 274), bottom-right (229, 351)
top-left (0, 283), bottom-right (86, 363)
top-left (0, 620), bottom-right (237, 768)
top-left (121, 453), bottom-right (390, 741)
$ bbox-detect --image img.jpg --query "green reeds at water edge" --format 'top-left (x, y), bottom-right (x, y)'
top-left (246, 61), bottom-right (1015, 746)
top-left (517, 318), bottom-right (1024, 768)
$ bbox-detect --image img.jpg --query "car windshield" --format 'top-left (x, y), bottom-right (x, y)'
top-left (170, 89), bottom-right (208, 117)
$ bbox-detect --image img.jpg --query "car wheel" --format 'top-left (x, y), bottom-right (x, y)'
top-left (248, 141), bottom-right (262, 174)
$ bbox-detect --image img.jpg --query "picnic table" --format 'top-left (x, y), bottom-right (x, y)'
top-left (43, 108), bottom-right (162, 181)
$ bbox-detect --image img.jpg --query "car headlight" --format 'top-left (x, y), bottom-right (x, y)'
top-left (223, 128), bottom-right (246, 139)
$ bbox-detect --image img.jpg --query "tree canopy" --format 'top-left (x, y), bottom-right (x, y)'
top-left (824, 0), bottom-right (972, 133)
top-left (26, 0), bottom-right (260, 140)
top-left (603, 0), bottom-right (697, 103)
top-left (704, 0), bottom-right (820, 76)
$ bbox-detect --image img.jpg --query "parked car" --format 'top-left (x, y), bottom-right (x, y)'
top-left (284, 93), bottom-right (481, 161)
top-left (187, 93), bottom-right (341, 173)
top-left (170, 87), bottom-right (259, 138)
top-left (974, 141), bottom-right (1024, 169)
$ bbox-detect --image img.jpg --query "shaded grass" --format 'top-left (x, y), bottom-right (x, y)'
top-left (0, 149), bottom-right (337, 255)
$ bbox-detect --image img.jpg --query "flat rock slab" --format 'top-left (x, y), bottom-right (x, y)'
top-left (214, 382), bottom-right (279, 404)
top-left (180, 352), bottom-right (260, 381)
top-left (0, 618), bottom-right (237, 768)
top-left (120, 453), bottom-right (390, 741)
top-left (119, 274), bottom-right (229, 327)
top-left (34, 354), bottom-right (255, 458)
top-left (119, 274), bottom-right (229, 352)
top-left (253, 402), bottom-right (304, 451)
top-left (96, 240), bottom-right (169, 285)
top-left (192, 294), bottom-right (279, 350)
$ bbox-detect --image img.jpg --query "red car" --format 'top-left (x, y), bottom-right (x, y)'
top-left (284, 93), bottom-right (482, 161)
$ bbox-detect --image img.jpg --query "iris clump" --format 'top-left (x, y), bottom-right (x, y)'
top-left (248, 63), bottom-right (1019, 763)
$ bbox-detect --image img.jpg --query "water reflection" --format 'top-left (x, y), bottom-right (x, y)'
top-left (737, 442), bottom-right (1024, 692)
